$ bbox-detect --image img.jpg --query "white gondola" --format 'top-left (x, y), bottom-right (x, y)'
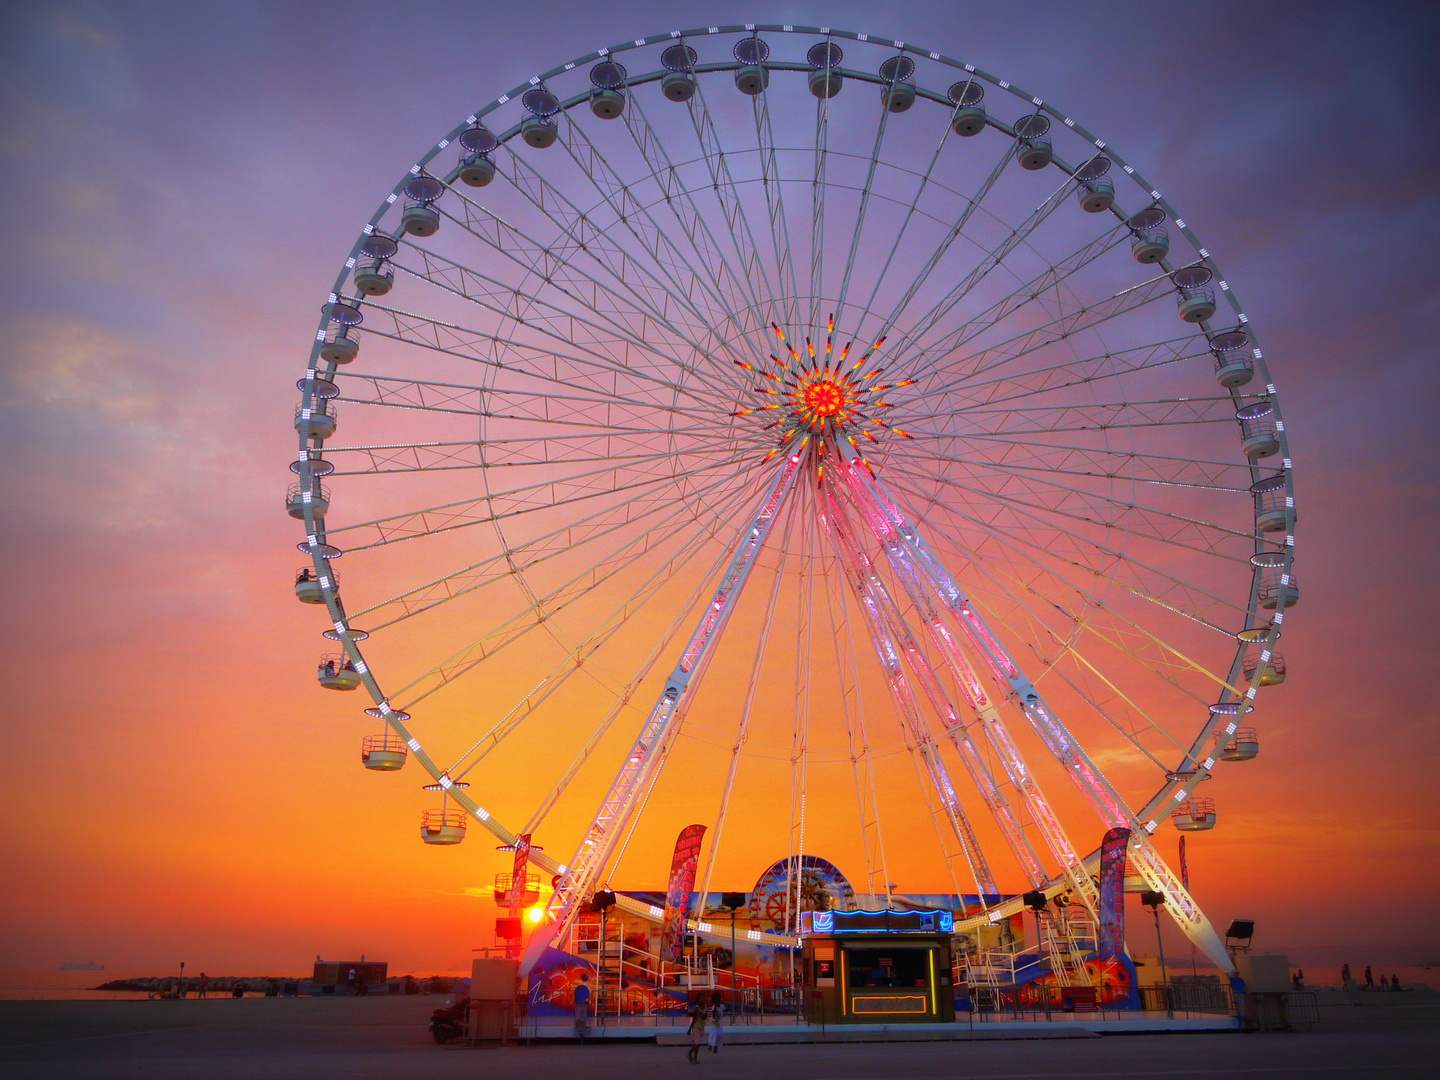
top-left (1259, 573), bottom-right (1299, 610)
top-left (287, 481), bottom-right (329, 520)
top-left (1173, 265), bottom-right (1217, 323)
top-left (589, 60), bottom-right (627, 119)
top-left (401, 199), bottom-right (440, 236)
top-left (457, 125), bottom-right (499, 186)
top-left (948, 79), bottom-right (985, 136)
top-left (1237, 401), bottom-right (1280, 459)
top-left (1171, 797), bottom-right (1217, 832)
top-left (1242, 652), bottom-right (1287, 686)
top-left (400, 175), bottom-right (443, 236)
top-left (458, 153), bottom-right (495, 187)
top-left (353, 260), bottom-right (392, 296)
top-left (361, 733), bottom-right (408, 771)
top-left (660, 43), bottom-right (698, 100)
top-left (1214, 350), bottom-right (1254, 388)
top-left (1078, 176), bottom-right (1114, 213)
top-left (1128, 207), bottom-right (1169, 263)
top-left (1251, 475), bottom-right (1293, 533)
top-left (734, 36), bottom-right (769, 95)
top-left (294, 401), bottom-right (336, 440)
top-left (421, 808), bottom-right (466, 845)
top-left (319, 331), bottom-right (359, 365)
top-left (317, 653), bottom-right (361, 691)
top-left (1014, 115), bottom-right (1052, 170)
top-left (806, 42), bottom-right (843, 98)
top-left (294, 566), bottom-right (327, 604)
top-left (1219, 727), bottom-right (1261, 761)
top-left (879, 56), bottom-right (916, 112)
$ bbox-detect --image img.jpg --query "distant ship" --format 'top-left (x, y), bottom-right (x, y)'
top-left (60, 961), bottom-right (105, 971)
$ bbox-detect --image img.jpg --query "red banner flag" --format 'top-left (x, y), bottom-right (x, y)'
top-left (1096, 826), bottom-right (1130, 959)
top-left (1178, 835), bottom-right (1189, 892)
top-left (660, 824), bottom-right (706, 962)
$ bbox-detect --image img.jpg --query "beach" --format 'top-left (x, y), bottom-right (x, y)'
top-left (1, 988), bottom-right (1437, 1079)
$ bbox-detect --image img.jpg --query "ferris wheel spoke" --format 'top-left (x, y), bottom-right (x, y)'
top-left (915, 275), bottom-right (1174, 395)
top-left (541, 118), bottom-right (771, 386)
top-left (684, 81), bottom-right (791, 323)
top-left (954, 335), bottom-right (1206, 406)
top-left (321, 442), bottom-right (696, 477)
top-left (392, 462), bottom-right (774, 711)
top-left (806, 89), bottom-right (832, 332)
top-left (885, 170), bottom-right (1093, 375)
top-left (393, 244), bottom-right (749, 401)
top-left (750, 84), bottom-right (805, 331)
top-left (898, 394), bottom-right (1246, 439)
top-left (332, 369), bottom-right (726, 428)
top-left (897, 431), bottom-right (1255, 490)
top-left (855, 127), bottom-right (1016, 349)
top-left (831, 98), bottom-right (896, 329)
top-left (883, 462), bottom-right (1254, 628)
top-left (347, 461), bottom-right (759, 629)
top-left (620, 92), bottom-right (775, 339)
top-left (448, 148), bottom-right (749, 363)
top-left (350, 300), bottom-right (737, 413)
top-left (884, 442), bottom-right (1256, 561)
top-left (325, 449), bottom-right (748, 552)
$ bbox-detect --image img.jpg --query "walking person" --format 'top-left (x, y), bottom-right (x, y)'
top-left (707, 991), bottom-right (724, 1055)
top-left (685, 995), bottom-right (707, 1064)
top-left (197, 973), bottom-right (208, 999)
top-left (1341, 963), bottom-right (1352, 991)
top-left (1364, 965), bottom-right (1374, 990)
top-left (573, 973), bottom-right (590, 1043)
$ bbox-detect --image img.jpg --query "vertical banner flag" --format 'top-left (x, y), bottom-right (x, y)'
top-left (1096, 826), bottom-right (1130, 959)
top-left (661, 824), bottom-right (707, 963)
top-left (1178, 835), bottom-right (1189, 892)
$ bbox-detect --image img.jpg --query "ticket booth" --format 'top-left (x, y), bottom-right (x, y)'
top-left (800, 909), bottom-right (956, 1023)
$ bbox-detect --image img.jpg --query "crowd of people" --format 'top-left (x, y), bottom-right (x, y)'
top-left (1338, 963), bottom-right (1404, 992)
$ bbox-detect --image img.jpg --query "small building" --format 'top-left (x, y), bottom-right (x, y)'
top-left (800, 909), bottom-right (956, 1023)
top-left (312, 960), bottom-right (388, 993)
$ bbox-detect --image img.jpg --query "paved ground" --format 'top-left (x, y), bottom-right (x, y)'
top-left (1, 992), bottom-right (1436, 1079)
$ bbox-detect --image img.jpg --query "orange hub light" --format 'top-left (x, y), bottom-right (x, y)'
top-left (804, 380), bottom-right (844, 418)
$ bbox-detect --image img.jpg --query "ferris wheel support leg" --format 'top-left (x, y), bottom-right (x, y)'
top-left (840, 457), bottom-right (1234, 975)
top-left (519, 454), bottom-right (804, 980)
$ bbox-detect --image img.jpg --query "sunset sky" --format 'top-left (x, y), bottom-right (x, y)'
top-left (2, 0), bottom-right (1437, 978)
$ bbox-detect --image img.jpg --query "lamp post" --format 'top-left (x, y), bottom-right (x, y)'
top-left (594, 888), bottom-right (617, 1022)
top-left (1140, 891), bottom-right (1171, 1018)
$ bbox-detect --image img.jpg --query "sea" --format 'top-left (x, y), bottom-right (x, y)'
top-left (0, 970), bottom-right (307, 1002)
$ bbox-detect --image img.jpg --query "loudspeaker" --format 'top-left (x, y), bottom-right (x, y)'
top-left (1022, 889), bottom-right (1047, 912)
top-left (1140, 890), bottom-right (1165, 910)
top-left (721, 892), bottom-right (747, 910)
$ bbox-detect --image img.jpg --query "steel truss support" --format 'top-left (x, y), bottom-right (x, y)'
top-left (839, 454), bottom-right (1235, 975)
top-left (520, 451), bottom-right (805, 977)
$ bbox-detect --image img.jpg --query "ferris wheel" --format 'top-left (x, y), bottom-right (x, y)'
top-left (290, 24), bottom-right (1296, 977)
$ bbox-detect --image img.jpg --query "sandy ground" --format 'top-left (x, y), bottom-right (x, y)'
top-left (1, 990), bottom-right (1436, 1079)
